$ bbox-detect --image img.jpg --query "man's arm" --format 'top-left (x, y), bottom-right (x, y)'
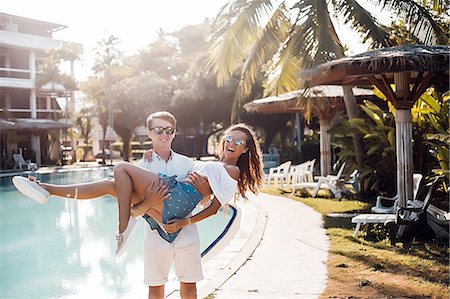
top-left (143, 208), bottom-right (164, 223)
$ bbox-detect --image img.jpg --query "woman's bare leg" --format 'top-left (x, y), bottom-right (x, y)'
top-left (113, 162), bottom-right (160, 233)
top-left (39, 179), bottom-right (117, 199)
top-left (37, 178), bottom-right (144, 216)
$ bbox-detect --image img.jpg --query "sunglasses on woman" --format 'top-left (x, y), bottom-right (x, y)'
top-left (225, 135), bottom-right (246, 147)
top-left (151, 126), bottom-right (176, 135)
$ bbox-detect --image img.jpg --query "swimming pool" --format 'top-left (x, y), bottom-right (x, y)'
top-left (0, 168), bottom-right (236, 298)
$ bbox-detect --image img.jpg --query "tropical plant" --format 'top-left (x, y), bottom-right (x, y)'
top-left (333, 87), bottom-right (450, 198)
top-left (331, 99), bottom-right (397, 198)
top-left (413, 88), bottom-right (449, 180)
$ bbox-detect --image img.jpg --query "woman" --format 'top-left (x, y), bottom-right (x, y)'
top-left (13, 123), bottom-right (264, 255)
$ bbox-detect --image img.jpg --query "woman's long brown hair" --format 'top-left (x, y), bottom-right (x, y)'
top-left (219, 123), bottom-right (264, 198)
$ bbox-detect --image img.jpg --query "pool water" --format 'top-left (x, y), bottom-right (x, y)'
top-left (0, 169), bottom-right (233, 299)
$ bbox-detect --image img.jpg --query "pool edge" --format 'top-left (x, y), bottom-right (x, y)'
top-left (198, 201), bottom-right (268, 298)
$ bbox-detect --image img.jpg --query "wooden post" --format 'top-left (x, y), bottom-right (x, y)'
top-left (319, 119), bottom-right (331, 176)
top-left (295, 113), bottom-right (302, 153)
top-left (394, 72), bottom-right (413, 208)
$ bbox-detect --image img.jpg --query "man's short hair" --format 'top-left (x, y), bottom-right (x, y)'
top-left (146, 111), bottom-right (177, 129)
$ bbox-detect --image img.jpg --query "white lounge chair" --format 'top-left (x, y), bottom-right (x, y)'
top-left (291, 162), bottom-right (346, 198)
top-left (287, 164), bottom-right (302, 186)
top-left (266, 161), bottom-right (292, 189)
top-left (304, 159), bottom-right (315, 183)
top-left (371, 173), bottom-right (423, 214)
top-left (13, 154), bottom-right (38, 171)
top-left (289, 159), bottom-right (315, 186)
top-left (352, 176), bottom-right (441, 244)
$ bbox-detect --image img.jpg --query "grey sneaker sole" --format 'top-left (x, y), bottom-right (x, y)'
top-left (12, 176), bottom-right (49, 204)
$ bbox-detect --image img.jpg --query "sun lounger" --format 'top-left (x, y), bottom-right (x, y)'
top-left (352, 176), bottom-right (442, 245)
top-left (292, 162), bottom-right (346, 199)
top-left (371, 174), bottom-right (423, 214)
top-left (13, 154), bottom-right (38, 171)
top-left (289, 159), bottom-right (315, 186)
top-left (351, 214), bottom-right (396, 236)
top-left (266, 161), bottom-right (292, 189)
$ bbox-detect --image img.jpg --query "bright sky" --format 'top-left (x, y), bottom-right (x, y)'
top-left (3, 0), bottom-right (392, 81)
top-left (3, 0), bottom-right (227, 79)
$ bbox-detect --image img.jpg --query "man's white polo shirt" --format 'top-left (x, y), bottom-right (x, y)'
top-left (136, 150), bottom-right (200, 248)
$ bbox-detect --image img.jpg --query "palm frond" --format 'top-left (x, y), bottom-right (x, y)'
top-left (265, 51), bottom-right (303, 95)
top-left (292, 0), bottom-right (345, 68)
top-left (372, 0), bottom-right (448, 45)
top-left (334, 0), bottom-right (395, 48)
top-left (207, 0), bottom-right (277, 86)
top-left (235, 3), bottom-right (291, 99)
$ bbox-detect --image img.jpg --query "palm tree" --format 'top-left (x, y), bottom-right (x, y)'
top-left (36, 45), bottom-right (79, 93)
top-left (207, 0), bottom-right (448, 169)
top-left (36, 44), bottom-right (80, 163)
top-left (92, 35), bottom-right (122, 164)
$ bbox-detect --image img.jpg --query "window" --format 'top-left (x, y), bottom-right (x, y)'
top-left (0, 54), bottom-right (6, 77)
top-left (0, 94), bottom-right (5, 110)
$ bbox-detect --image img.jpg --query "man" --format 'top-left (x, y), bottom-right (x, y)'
top-left (134, 111), bottom-right (210, 299)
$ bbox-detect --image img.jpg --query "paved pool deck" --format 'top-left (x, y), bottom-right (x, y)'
top-left (201, 192), bottom-right (329, 299)
top-left (168, 192), bottom-right (330, 299)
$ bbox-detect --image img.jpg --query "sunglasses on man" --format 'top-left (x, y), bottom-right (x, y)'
top-left (151, 126), bottom-right (176, 135)
top-left (225, 135), bottom-right (246, 147)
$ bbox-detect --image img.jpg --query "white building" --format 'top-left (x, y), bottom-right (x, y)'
top-left (0, 12), bottom-right (82, 169)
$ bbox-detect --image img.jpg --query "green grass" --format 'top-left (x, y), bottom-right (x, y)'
top-left (262, 187), bottom-right (369, 214)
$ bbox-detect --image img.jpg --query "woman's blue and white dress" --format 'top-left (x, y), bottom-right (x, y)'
top-left (143, 161), bottom-right (237, 242)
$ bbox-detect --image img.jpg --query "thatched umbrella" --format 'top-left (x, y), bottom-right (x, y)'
top-left (10, 119), bottom-right (72, 131)
top-left (302, 45), bottom-right (450, 207)
top-left (0, 120), bottom-right (16, 130)
top-left (0, 119), bottom-right (72, 132)
top-left (244, 85), bottom-right (374, 176)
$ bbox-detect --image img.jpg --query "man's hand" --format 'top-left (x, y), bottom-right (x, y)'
top-left (164, 218), bottom-right (189, 233)
top-left (146, 180), bottom-right (170, 206)
top-left (184, 172), bottom-right (212, 198)
top-left (130, 180), bottom-right (169, 218)
top-left (143, 149), bottom-right (154, 162)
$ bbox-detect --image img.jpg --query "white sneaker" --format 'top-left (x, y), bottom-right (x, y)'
top-left (12, 176), bottom-right (50, 204)
top-left (115, 217), bottom-right (138, 257)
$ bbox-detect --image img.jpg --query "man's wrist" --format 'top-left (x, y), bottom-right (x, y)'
top-left (185, 217), bottom-right (192, 226)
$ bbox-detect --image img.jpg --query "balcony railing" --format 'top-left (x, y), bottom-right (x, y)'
top-left (0, 67), bottom-right (31, 79)
top-left (0, 108), bottom-right (64, 113)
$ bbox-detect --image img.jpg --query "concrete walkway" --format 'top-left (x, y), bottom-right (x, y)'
top-left (200, 192), bottom-right (329, 299)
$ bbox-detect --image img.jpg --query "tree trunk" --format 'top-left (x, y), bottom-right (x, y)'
top-left (122, 134), bottom-right (131, 162)
top-left (195, 134), bottom-right (210, 159)
top-left (319, 119), bottom-right (332, 176)
top-left (343, 86), bottom-right (365, 170)
top-left (100, 124), bottom-right (107, 164)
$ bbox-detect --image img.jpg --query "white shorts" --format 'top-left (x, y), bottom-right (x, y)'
top-left (143, 226), bottom-right (203, 286)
